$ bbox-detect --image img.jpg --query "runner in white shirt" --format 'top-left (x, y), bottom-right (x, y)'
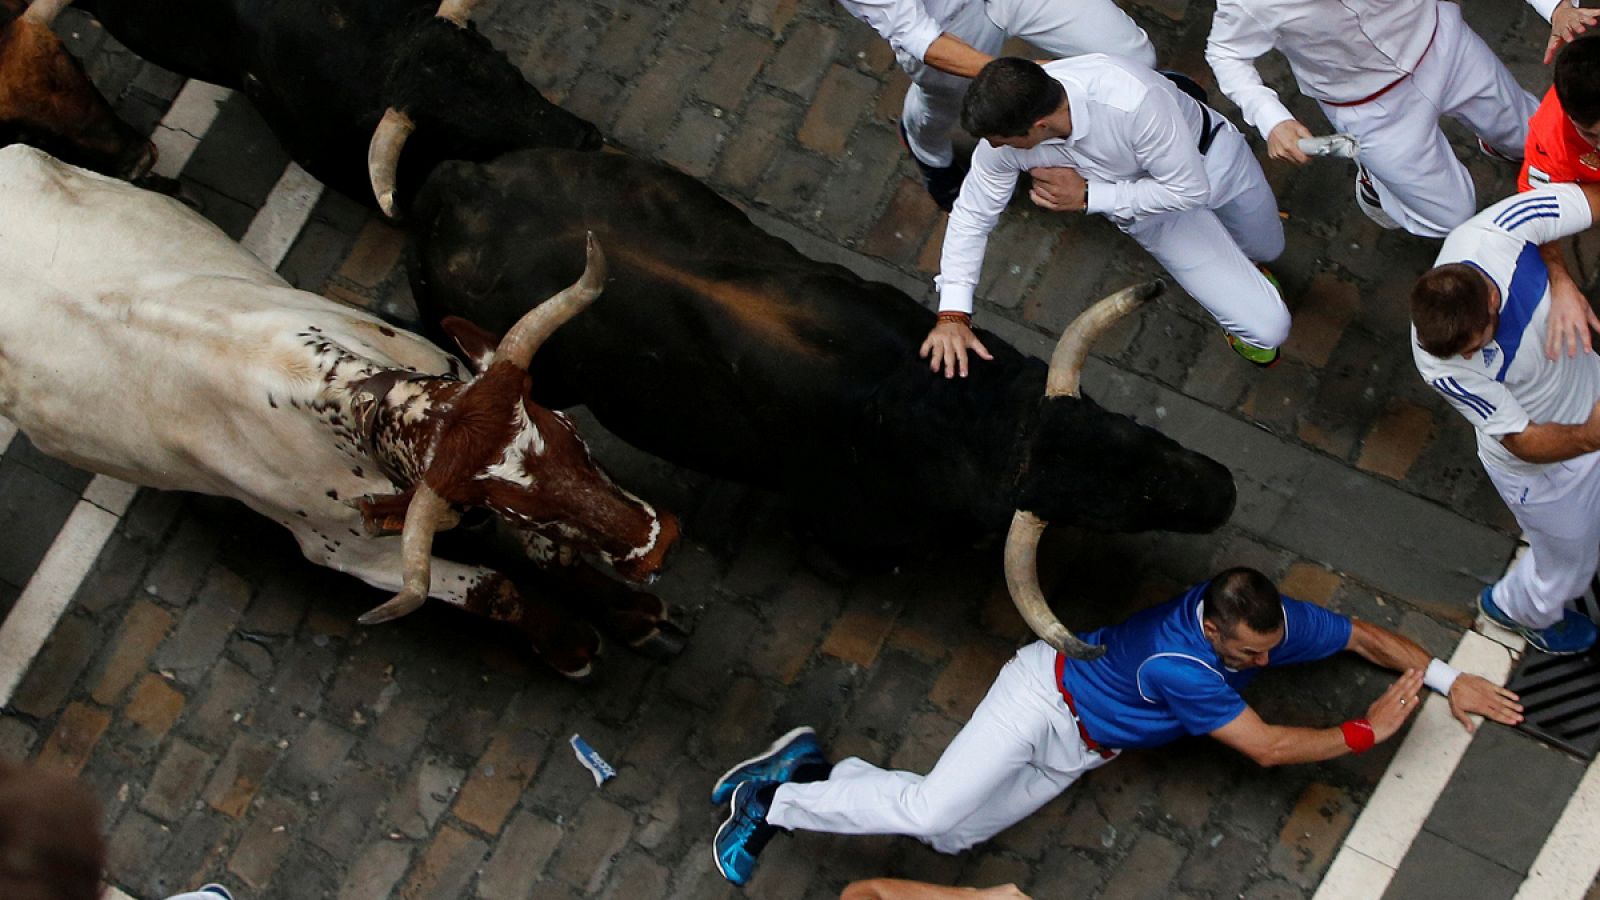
top-left (1205, 0), bottom-right (1565, 238)
top-left (922, 56), bottom-right (1289, 375)
top-left (836, 0), bottom-right (1153, 210)
top-left (1411, 183), bottom-right (1600, 654)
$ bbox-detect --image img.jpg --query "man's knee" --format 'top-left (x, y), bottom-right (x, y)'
top-left (1240, 301), bottom-right (1292, 350)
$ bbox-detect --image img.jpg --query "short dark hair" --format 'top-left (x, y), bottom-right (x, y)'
top-left (1410, 263), bottom-right (1493, 357)
top-left (1203, 568), bottom-right (1284, 635)
top-left (1556, 34), bottom-right (1600, 129)
top-left (961, 57), bottom-right (1066, 138)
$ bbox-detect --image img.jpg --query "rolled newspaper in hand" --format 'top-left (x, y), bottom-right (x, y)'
top-left (1297, 134), bottom-right (1360, 159)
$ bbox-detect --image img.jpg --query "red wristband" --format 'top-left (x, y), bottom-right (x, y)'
top-left (1340, 719), bottom-right (1375, 754)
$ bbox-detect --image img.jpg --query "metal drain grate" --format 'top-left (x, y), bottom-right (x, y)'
top-left (1504, 648), bottom-right (1600, 759)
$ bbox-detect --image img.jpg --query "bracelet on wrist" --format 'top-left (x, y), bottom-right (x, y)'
top-left (936, 311), bottom-right (972, 327)
top-left (1340, 719), bottom-right (1375, 754)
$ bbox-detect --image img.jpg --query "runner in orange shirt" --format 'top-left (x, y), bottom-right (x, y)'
top-left (1521, 35), bottom-right (1600, 359)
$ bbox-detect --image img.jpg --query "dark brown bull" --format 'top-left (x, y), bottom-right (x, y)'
top-left (0, 0), bottom-right (152, 177)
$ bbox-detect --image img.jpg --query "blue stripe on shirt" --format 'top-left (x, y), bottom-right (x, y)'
top-left (1494, 197), bottom-right (1560, 229)
top-left (1494, 242), bottom-right (1548, 382)
top-left (1432, 376), bottom-right (1495, 418)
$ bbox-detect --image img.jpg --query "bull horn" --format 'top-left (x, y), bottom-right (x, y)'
top-left (1003, 510), bottom-right (1105, 660)
top-left (367, 108), bottom-right (415, 219)
top-left (22, 0), bottom-right (73, 25)
top-left (495, 233), bottom-right (606, 370)
top-left (436, 0), bottom-right (479, 26)
top-left (358, 484), bottom-right (449, 625)
top-left (1044, 279), bottom-right (1165, 398)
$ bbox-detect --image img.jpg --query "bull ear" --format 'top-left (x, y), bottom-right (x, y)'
top-left (440, 315), bottom-right (500, 373)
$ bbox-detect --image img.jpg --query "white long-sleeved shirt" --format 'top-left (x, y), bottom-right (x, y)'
top-left (937, 56), bottom-right (1213, 315)
top-left (836, 0), bottom-right (963, 63)
top-left (1207, 0), bottom-right (1560, 141)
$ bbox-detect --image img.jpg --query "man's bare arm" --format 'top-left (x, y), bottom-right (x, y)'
top-left (1501, 398), bottom-right (1600, 463)
top-left (1210, 670), bottom-right (1422, 767)
top-left (922, 33), bottom-right (996, 79)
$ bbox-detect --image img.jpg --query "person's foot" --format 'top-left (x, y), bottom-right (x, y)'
top-left (1227, 333), bottom-right (1280, 368)
top-left (714, 781), bottom-right (779, 886)
top-left (899, 121), bottom-right (968, 212)
top-left (1478, 137), bottom-right (1520, 163)
top-left (1479, 586), bottom-right (1598, 655)
top-left (1353, 163), bottom-right (1400, 230)
top-left (711, 726), bottom-right (825, 805)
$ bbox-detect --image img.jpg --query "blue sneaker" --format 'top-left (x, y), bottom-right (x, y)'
top-left (200, 887), bottom-right (233, 900)
top-left (710, 726), bottom-right (824, 806)
top-left (1479, 587), bottom-right (1598, 655)
top-left (713, 781), bottom-right (777, 886)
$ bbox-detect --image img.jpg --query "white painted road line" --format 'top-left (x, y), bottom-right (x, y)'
top-left (0, 488), bottom-right (125, 705)
top-left (1314, 630), bottom-right (1516, 899)
top-left (150, 81), bottom-right (233, 180)
top-left (241, 162), bottom-right (324, 269)
top-left (1516, 747), bottom-right (1600, 897)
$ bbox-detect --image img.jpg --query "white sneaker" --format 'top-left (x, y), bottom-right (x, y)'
top-left (1353, 163), bottom-right (1400, 230)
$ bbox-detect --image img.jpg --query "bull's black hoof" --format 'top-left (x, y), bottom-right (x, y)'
top-left (629, 619), bottom-right (688, 659)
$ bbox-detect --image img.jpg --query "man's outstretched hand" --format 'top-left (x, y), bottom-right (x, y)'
top-left (1447, 674), bottom-right (1523, 732)
top-left (920, 317), bottom-right (993, 378)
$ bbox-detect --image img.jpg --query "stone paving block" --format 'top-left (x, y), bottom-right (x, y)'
top-left (35, 701), bottom-right (113, 776)
top-left (668, 604), bottom-right (761, 706)
top-left (1240, 360), bottom-right (1321, 434)
top-left (798, 65), bottom-right (876, 156)
top-left (1180, 827), bottom-right (1261, 897)
top-left (548, 793), bottom-right (635, 892)
top-left (452, 725), bottom-right (546, 836)
top-left (661, 106), bottom-right (730, 180)
top-left (597, 852), bottom-right (671, 899)
top-left (124, 672), bottom-right (186, 740)
top-left (106, 810), bottom-right (174, 897)
top-left (1267, 781), bottom-right (1355, 889)
top-left (764, 21), bottom-right (840, 99)
top-left (476, 810), bottom-right (563, 899)
top-left (696, 27), bottom-right (773, 111)
top-left (929, 637), bottom-right (1011, 719)
top-left (337, 218), bottom-right (407, 289)
top-left (268, 845), bottom-right (341, 899)
top-left (754, 146), bottom-right (835, 219)
top-left (152, 811), bottom-right (230, 898)
top-left (226, 792), bottom-right (299, 889)
top-left (862, 178), bottom-right (941, 266)
top-left (201, 733), bottom-right (277, 820)
top-left (73, 529), bottom-right (153, 616)
top-left (817, 126), bottom-right (904, 239)
top-left (706, 674), bottom-right (774, 758)
top-left (122, 489), bottom-right (185, 546)
top-left (1282, 272), bottom-right (1361, 368)
top-left (182, 93), bottom-right (292, 209)
top-left (1356, 399), bottom-right (1436, 481)
top-left (389, 757), bottom-right (466, 841)
top-left (714, 89), bottom-right (804, 195)
top-left (142, 514), bottom-right (223, 607)
top-left (254, 641), bottom-right (338, 735)
top-left (310, 768), bottom-right (391, 855)
top-left (323, 645), bottom-right (398, 730)
top-left (1279, 562), bottom-right (1341, 605)
top-left (141, 738), bottom-right (216, 823)
top-left (10, 612), bottom-right (99, 718)
top-left (182, 658), bottom-right (260, 749)
top-left (820, 596), bottom-right (900, 669)
top-left (337, 839), bottom-right (415, 900)
top-left (8, 432), bottom-right (94, 494)
top-left (92, 601), bottom-right (175, 706)
top-left (592, 1), bottom-right (667, 80)
top-left (0, 457), bottom-right (80, 587)
top-left (279, 718), bottom-right (357, 796)
top-left (155, 565), bottom-right (253, 684)
top-left (615, 45), bottom-right (712, 150)
top-left (747, 0), bottom-right (802, 35)
top-left (0, 716), bottom-right (39, 758)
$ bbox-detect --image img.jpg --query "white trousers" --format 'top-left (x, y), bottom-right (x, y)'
top-left (1487, 451), bottom-right (1600, 629)
top-left (899, 0), bottom-right (1155, 167)
top-left (1318, 2), bottom-right (1536, 239)
top-left (1122, 126), bottom-right (1290, 349)
top-left (767, 642), bottom-right (1115, 854)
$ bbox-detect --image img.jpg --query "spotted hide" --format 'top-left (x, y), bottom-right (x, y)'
top-left (0, 145), bottom-right (678, 679)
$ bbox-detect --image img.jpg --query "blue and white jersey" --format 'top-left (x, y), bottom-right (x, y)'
top-left (1412, 185), bottom-right (1600, 476)
top-left (1060, 582), bottom-right (1352, 749)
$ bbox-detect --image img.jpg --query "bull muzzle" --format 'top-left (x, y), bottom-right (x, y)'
top-left (1002, 279), bottom-right (1164, 660)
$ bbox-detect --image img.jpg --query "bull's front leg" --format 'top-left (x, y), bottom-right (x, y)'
top-left (292, 529), bottom-right (602, 679)
top-left (513, 532), bottom-right (686, 658)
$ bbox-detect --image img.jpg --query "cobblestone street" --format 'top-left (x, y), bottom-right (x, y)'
top-left (0, 0), bottom-right (1595, 898)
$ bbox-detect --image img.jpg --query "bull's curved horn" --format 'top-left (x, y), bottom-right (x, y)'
top-left (436, 0), bottom-right (480, 26)
top-left (495, 233), bottom-right (606, 370)
top-left (22, 0), bottom-right (74, 26)
top-left (358, 484), bottom-right (448, 625)
top-left (1003, 511), bottom-right (1105, 660)
top-left (1044, 279), bottom-right (1165, 398)
top-left (367, 108), bottom-right (415, 219)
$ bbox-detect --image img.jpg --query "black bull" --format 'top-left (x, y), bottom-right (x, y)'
top-left (407, 149), bottom-right (1238, 558)
top-left (55, 0), bottom-right (600, 204)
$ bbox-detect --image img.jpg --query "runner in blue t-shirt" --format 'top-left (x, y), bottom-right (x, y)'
top-left (711, 567), bottom-right (1524, 885)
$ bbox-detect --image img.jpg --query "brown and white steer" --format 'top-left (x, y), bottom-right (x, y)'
top-left (0, 144), bottom-right (678, 678)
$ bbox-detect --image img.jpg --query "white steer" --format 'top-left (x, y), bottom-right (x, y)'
top-left (0, 145), bottom-right (679, 678)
